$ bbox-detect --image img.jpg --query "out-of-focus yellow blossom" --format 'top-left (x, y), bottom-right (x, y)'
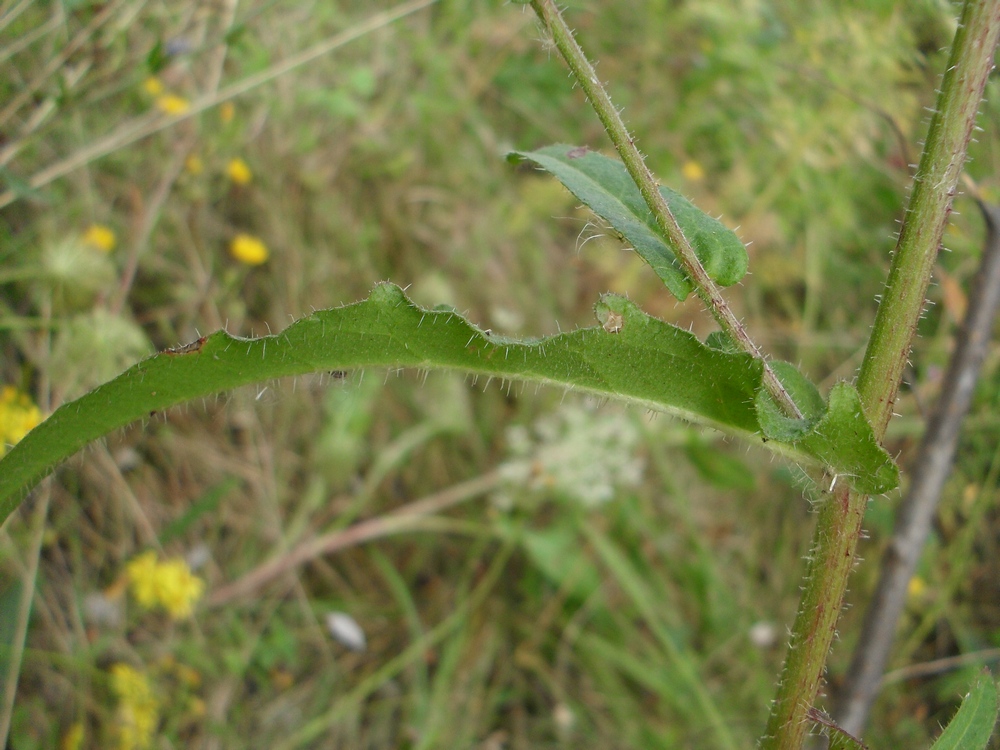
top-left (229, 233), bottom-right (269, 265)
top-left (907, 575), bottom-right (927, 600)
top-left (226, 157), bottom-right (252, 185)
top-left (219, 101), bottom-right (235, 124)
top-left (0, 386), bottom-right (41, 456)
top-left (125, 551), bottom-right (204, 619)
top-left (682, 160), bottom-right (705, 181)
top-left (142, 77), bottom-right (164, 96)
top-left (187, 696), bottom-right (207, 718)
top-left (83, 224), bottom-right (116, 252)
top-left (109, 664), bottom-right (158, 750)
top-left (963, 482), bottom-right (979, 508)
top-left (155, 94), bottom-right (190, 115)
top-left (184, 154), bottom-right (204, 175)
top-left (125, 552), bottom-right (159, 609)
top-left (60, 722), bottom-right (85, 750)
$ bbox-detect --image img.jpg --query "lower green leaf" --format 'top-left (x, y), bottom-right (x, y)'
top-left (929, 672), bottom-right (999, 750)
top-left (0, 284), bottom-right (897, 523)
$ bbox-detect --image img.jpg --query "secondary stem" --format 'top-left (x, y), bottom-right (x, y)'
top-left (761, 2), bottom-right (1000, 748)
top-left (528, 0), bottom-right (802, 420)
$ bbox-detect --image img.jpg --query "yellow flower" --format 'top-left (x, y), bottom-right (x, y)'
top-left (226, 157), bottom-right (252, 185)
top-left (0, 386), bottom-right (41, 456)
top-left (142, 77), bottom-right (163, 96)
top-left (907, 575), bottom-right (927, 600)
top-left (219, 101), bottom-right (235, 124)
top-left (109, 664), bottom-right (158, 750)
top-left (681, 160), bottom-right (705, 181)
top-left (229, 233), bottom-right (269, 265)
top-left (83, 224), bottom-right (116, 252)
top-left (184, 154), bottom-right (204, 175)
top-left (125, 551), bottom-right (204, 619)
top-left (157, 559), bottom-right (205, 618)
top-left (187, 696), bottom-right (207, 718)
top-left (155, 94), bottom-right (190, 115)
top-left (125, 552), bottom-right (160, 610)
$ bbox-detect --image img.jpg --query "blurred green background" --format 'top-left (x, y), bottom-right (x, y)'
top-left (3, 0), bottom-right (1000, 747)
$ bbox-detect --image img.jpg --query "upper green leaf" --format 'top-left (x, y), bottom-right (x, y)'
top-left (0, 284), bottom-right (897, 523)
top-left (508, 145), bottom-right (749, 300)
top-left (928, 672), bottom-right (998, 750)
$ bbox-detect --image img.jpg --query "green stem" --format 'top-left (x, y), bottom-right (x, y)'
top-left (528, 0), bottom-right (802, 420)
top-left (857, 1), bottom-right (1000, 437)
top-left (760, 3), bottom-right (1000, 748)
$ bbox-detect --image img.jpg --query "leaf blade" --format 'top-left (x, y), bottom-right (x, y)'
top-left (509, 145), bottom-right (749, 299)
top-left (0, 284), bottom-right (896, 522)
top-left (929, 672), bottom-right (999, 750)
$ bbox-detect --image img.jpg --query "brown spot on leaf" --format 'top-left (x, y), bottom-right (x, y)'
top-left (602, 311), bottom-right (624, 333)
top-left (165, 337), bottom-right (206, 355)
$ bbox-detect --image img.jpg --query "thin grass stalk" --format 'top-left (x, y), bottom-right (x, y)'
top-left (276, 544), bottom-right (516, 750)
top-left (208, 471), bottom-right (501, 605)
top-left (0, 488), bottom-right (50, 748)
top-left (0, 0), bottom-right (129, 128)
top-left (0, 0), bottom-right (35, 35)
top-left (0, 0), bottom-right (438, 210)
top-left (0, 12), bottom-right (60, 67)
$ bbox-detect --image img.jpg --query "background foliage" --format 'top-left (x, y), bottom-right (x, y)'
top-left (2, 0), bottom-right (1000, 747)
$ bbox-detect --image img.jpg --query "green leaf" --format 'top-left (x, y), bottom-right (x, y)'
top-left (704, 331), bottom-right (740, 353)
top-left (795, 383), bottom-right (900, 496)
top-left (928, 672), bottom-right (998, 750)
top-left (508, 145), bottom-right (748, 300)
top-left (755, 360), bottom-right (826, 442)
top-left (0, 284), bottom-right (897, 523)
top-left (806, 708), bottom-right (869, 750)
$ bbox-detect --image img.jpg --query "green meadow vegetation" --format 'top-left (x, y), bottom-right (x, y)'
top-left (2, 0), bottom-right (1000, 748)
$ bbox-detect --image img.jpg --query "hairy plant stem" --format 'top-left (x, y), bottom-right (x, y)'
top-left (761, 2), bottom-right (1000, 748)
top-left (527, 0), bottom-right (802, 420)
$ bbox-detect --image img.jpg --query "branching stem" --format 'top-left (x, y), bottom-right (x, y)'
top-left (528, 0), bottom-right (802, 420)
top-left (761, 2), bottom-right (1000, 748)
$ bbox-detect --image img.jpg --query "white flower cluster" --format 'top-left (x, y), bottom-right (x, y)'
top-left (495, 401), bottom-right (644, 509)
